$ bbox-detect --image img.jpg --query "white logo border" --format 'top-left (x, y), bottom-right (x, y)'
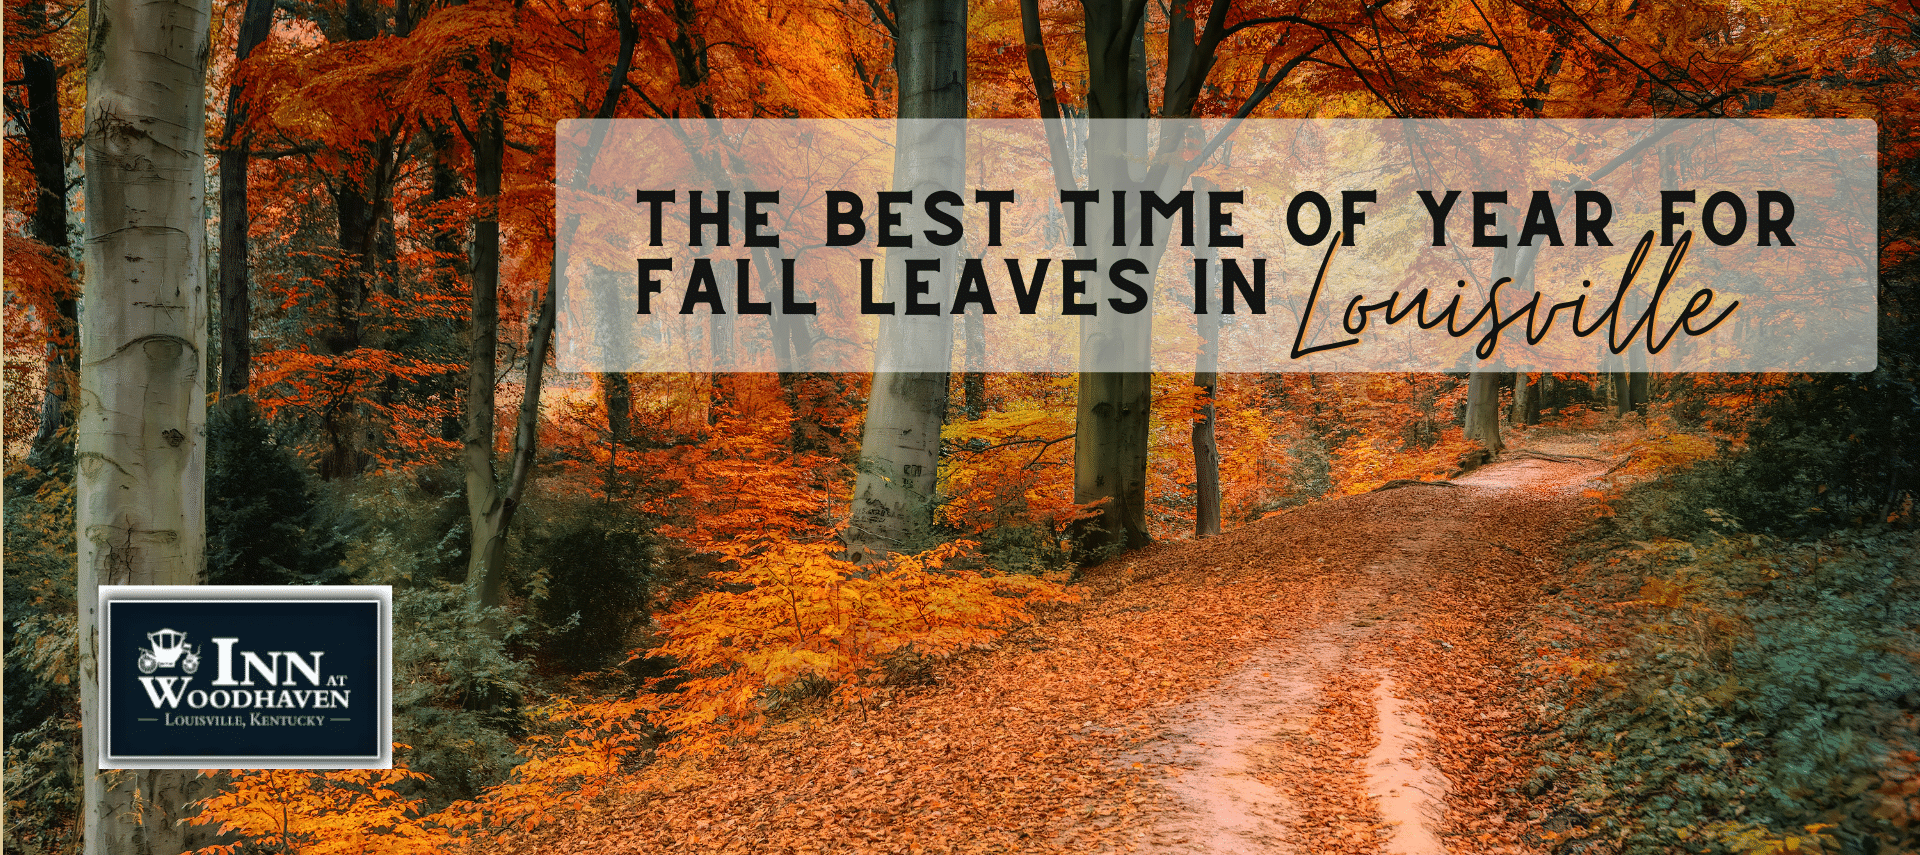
top-left (98, 585), bottom-right (393, 770)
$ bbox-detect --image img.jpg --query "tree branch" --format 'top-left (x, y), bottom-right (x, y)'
top-left (1020, 0), bottom-right (1077, 190)
top-left (862, 0), bottom-right (897, 40)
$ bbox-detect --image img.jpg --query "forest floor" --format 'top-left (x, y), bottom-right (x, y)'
top-left (495, 431), bottom-right (1616, 855)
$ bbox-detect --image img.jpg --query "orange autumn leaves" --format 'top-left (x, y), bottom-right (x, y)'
top-left (644, 539), bottom-right (1077, 757)
top-left (194, 697), bottom-right (655, 851)
top-left (189, 765), bottom-right (448, 855)
top-left (190, 540), bottom-right (1075, 853)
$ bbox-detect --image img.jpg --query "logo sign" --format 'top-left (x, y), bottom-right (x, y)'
top-left (99, 586), bottom-right (391, 769)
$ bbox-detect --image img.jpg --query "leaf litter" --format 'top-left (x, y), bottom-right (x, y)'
top-left (478, 435), bottom-right (1615, 854)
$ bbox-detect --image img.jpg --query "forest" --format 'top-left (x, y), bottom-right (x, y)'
top-left (4, 0), bottom-right (1918, 852)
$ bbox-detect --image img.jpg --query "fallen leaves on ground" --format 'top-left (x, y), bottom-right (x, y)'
top-left (475, 434), bottom-right (1620, 855)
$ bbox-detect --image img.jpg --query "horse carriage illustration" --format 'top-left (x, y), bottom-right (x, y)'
top-left (137, 629), bottom-right (200, 675)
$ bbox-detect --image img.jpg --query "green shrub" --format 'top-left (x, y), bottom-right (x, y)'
top-left (323, 471), bottom-right (532, 807)
top-left (389, 584), bottom-right (531, 808)
top-left (205, 403), bottom-right (347, 585)
top-left (2, 460), bottom-right (80, 854)
top-left (1547, 526), bottom-right (1920, 854)
top-left (509, 492), bottom-right (655, 674)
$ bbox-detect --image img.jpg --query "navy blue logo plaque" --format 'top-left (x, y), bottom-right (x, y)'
top-left (98, 586), bottom-right (392, 769)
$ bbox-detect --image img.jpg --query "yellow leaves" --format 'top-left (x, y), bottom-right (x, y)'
top-left (939, 397), bottom-right (1080, 537)
top-left (1699, 821), bottom-right (1840, 854)
top-left (1332, 427), bottom-right (1480, 494)
top-left (644, 538), bottom-right (1075, 757)
top-left (1630, 432), bottom-right (1718, 472)
top-left (431, 696), bottom-right (653, 838)
top-left (1626, 572), bottom-right (1703, 610)
top-left (192, 698), bottom-right (660, 850)
top-left (188, 759), bottom-right (451, 855)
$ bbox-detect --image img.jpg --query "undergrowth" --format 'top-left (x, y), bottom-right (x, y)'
top-left (1536, 485), bottom-right (1920, 854)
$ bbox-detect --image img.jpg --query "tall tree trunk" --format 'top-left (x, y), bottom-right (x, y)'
top-left (317, 174), bottom-right (381, 480)
top-left (1027, 0), bottom-right (1300, 556)
top-left (1464, 208), bottom-right (1516, 456)
top-left (465, 0), bottom-right (631, 622)
top-left (603, 371), bottom-right (630, 498)
top-left (962, 307), bottom-right (987, 420)
top-left (1072, 0), bottom-right (1156, 555)
top-left (1191, 175), bottom-right (1223, 537)
top-left (846, 0), bottom-right (966, 560)
top-left (310, 0), bottom-right (400, 479)
top-left (1610, 145), bottom-right (1681, 417)
top-left (1192, 271), bottom-right (1222, 538)
top-left (461, 130), bottom-right (563, 624)
top-left (22, 23), bottom-right (77, 464)
top-left (77, 0), bottom-right (219, 850)
top-left (215, 0), bottom-right (277, 413)
top-left (584, 0), bottom-right (641, 491)
top-left (1628, 358), bottom-right (1650, 413)
top-left (463, 19), bottom-right (520, 619)
top-left (604, 373), bottom-right (632, 446)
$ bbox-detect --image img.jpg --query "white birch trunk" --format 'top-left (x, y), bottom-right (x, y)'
top-left (77, 0), bottom-right (216, 850)
top-left (846, 0), bottom-right (966, 559)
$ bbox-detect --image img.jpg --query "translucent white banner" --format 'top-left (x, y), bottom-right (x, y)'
top-left (554, 119), bottom-right (1876, 373)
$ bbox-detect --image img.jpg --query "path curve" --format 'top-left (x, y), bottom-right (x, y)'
top-left (492, 436), bottom-right (1614, 855)
top-left (1123, 440), bottom-right (1610, 855)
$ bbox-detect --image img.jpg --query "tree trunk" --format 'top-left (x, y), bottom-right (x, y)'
top-left (1192, 281), bottom-right (1222, 538)
top-left (604, 372), bottom-right (632, 446)
top-left (465, 0), bottom-right (631, 622)
top-left (1511, 372), bottom-right (1534, 426)
top-left (463, 27), bottom-right (517, 615)
top-left (316, 175), bottom-right (381, 480)
top-left (22, 30), bottom-right (77, 464)
top-left (1628, 360), bottom-right (1650, 413)
top-left (603, 370), bottom-right (630, 497)
top-left (1464, 207), bottom-right (1516, 455)
top-left (1071, 0), bottom-right (1156, 555)
top-left (77, 0), bottom-right (219, 850)
top-left (1464, 372), bottom-right (1505, 456)
top-left (1191, 178), bottom-right (1222, 538)
top-left (1192, 379), bottom-right (1221, 537)
top-left (215, 0), bottom-right (277, 412)
top-left (309, 2), bottom-right (400, 479)
top-left (1025, 0), bottom-right (1297, 555)
top-left (846, 0), bottom-right (966, 560)
top-left (962, 307), bottom-right (987, 420)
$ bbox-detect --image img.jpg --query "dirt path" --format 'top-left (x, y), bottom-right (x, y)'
top-left (1122, 437), bottom-right (1611, 855)
top-left (497, 434), bottom-right (1612, 855)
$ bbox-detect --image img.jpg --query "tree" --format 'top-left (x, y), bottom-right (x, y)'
top-left (1020, 0), bottom-right (1329, 553)
top-left (1463, 372), bottom-right (1505, 456)
top-left (464, 0), bottom-right (640, 625)
top-left (214, 0), bottom-right (277, 413)
top-left (1191, 182), bottom-right (1223, 537)
top-left (1061, 0), bottom-right (1157, 555)
top-left (6, 0), bottom-right (80, 465)
top-left (460, 0), bottom-right (536, 622)
top-left (74, 0), bottom-right (219, 849)
top-left (1511, 372), bottom-right (1537, 425)
top-left (846, 0), bottom-right (967, 560)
